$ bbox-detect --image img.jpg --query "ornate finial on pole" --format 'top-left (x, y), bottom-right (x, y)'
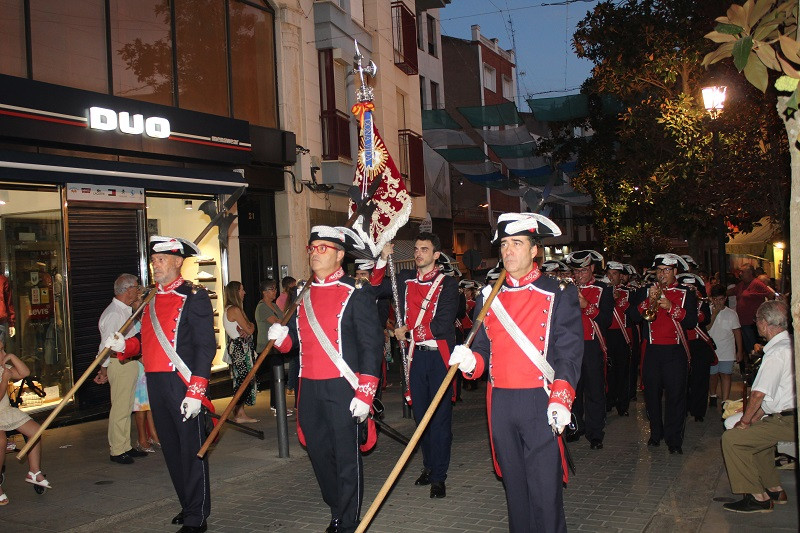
top-left (353, 40), bottom-right (377, 103)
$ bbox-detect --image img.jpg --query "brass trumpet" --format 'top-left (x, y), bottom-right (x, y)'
top-left (643, 282), bottom-right (665, 322)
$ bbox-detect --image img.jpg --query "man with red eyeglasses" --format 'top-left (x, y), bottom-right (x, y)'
top-left (268, 226), bottom-right (383, 533)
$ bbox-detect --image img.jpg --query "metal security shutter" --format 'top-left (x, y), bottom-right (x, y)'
top-left (67, 207), bottom-right (142, 409)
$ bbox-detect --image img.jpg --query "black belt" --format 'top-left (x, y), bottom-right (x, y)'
top-left (779, 409), bottom-right (796, 417)
top-left (415, 344), bottom-right (439, 351)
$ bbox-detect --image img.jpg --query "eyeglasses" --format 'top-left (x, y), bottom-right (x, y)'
top-left (656, 267), bottom-right (674, 273)
top-left (306, 244), bottom-right (334, 255)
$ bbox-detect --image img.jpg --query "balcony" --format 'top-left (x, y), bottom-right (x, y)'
top-left (392, 1), bottom-right (418, 75)
top-left (320, 109), bottom-right (351, 161)
top-left (398, 129), bottom-right (424, 197)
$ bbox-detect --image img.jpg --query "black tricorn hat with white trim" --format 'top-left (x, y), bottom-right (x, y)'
top-left (677, 272), bottom-right (705, 287)
top-left (541, 259), bottom-right (569, 273)
top-left (459, 279), bottom-right (478, 289)
top-left (491, 212), bottom-right (561, 245)
top-left (681, 255), bottom-right (699, 269)
top-left (652, 253), bottom-right (689, 273)
top-left (437, 252), bottom-right (462, 277)
top-left (309, 225), bottom-right (366, 252)
top-left (149, 236), bottom-right (201, 258)
top-left (606, 260), bottom-right (625, 272)
top-left (354, 259), bottom-right (375, 271)
top-left (623, 264), bottom-right (638, 276)
top-left (485, 260), bottom-right (504, 283)
top-left (565, 249), bottom-right (604, 270)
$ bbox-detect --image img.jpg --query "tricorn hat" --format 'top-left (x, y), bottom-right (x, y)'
top-left (491, 212), bottom-right (561, 245)
top-left (354, 259), bottom-right (375, 271)
top-left (485, 260), bottom-right (504, 284)
top-left (541, 259), bottom-right (569, 273)
top-left (606, 261), bottom-right (625, 272)
top-left (681, 255), bottom-right (699, 269)
top-left (149, 236), bottom-right (201, 258)
top-left (565, 250), bottom-right (604, 270)
top-left (652, 253), bottom-right (689, 273)
top-left (309, 226), bottom-right (366, 252)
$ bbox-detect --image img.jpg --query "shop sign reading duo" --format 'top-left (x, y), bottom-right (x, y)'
top-left (88, 106), bottom-right (170, 138)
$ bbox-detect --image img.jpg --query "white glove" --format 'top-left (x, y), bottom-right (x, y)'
top-left (103, 332), bottom-right (126, 352)
top-left (548, 403), bottom-right (571, 435)
top-left (349, 397), bottom-right (370, 423)
top-left (267, 323), bottom-right (289, 345)
top-left (8, 326), bottom-right (15, 338)
top-left (448, 344), bottom-right (477, 374)
top-left (181, 396), bottom-right (203, 422)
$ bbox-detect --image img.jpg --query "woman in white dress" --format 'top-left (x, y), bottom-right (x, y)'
top-left (0, 339), bottom-right (52, 504)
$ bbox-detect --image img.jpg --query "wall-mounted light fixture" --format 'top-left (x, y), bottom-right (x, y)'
top-left (184, 200), bottom-right (193, 210)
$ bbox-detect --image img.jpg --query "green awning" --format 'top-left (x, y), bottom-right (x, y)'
top-left (434, 147), bottom-right (487, 162)
top-left (458, 101), bottom-right (520, 127)
top-left (490, 143), bottom-right (535, 158)
top-left (422, 109), bottom-right (462, 130)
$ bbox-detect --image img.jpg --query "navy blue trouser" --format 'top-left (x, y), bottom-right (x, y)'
top-left (492, 387), bottom-right (566, 533)
top-left (147, 372), bottom-right (211, 528)
top-left (299, 377), bottom-right (363, 533)
top-left (606, 328), bottom-right (632, 413)
top-left (687, 339), bottom-right (713, 418)
top-left (642, 344), bottom-right (688, 447)
top-left (409, 348), bottom-right (452, 482)
top-left (572, 339), bottom-right (606, 441)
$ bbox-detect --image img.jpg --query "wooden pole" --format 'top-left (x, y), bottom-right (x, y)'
top-left (355, 270), bottom-right (506, 533)
top-left (17, 288), bottom-right (157, 461)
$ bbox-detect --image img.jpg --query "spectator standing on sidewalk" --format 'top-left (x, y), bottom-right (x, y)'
top-left (729, 264), bottom-right (778, 357)
top-left (721, 300), bottom-right (795, 513)
top-left (255, 278), bottom-right (292, 417)
top-left (94, 274), bottom-right (150, 465)
top-left (223, 281), bottom-right (258, 423)
top-left (277, 276), bottom-right (299, 397)
top-left (708, 284), bottom-right (743, 408)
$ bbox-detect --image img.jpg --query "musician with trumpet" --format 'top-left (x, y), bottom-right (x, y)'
top-left (678, 273), bottom-right (716, 423)
top-left (638, 254), bottom-right (697, 455)
top-left (605, 261), bottom-right (638, 417)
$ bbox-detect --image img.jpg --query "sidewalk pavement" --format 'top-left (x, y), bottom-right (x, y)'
top-left (1, 373), bottom-right (797, 532)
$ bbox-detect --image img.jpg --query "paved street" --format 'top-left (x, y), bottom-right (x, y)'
top-left (1, 368), bottom-right (797, 532)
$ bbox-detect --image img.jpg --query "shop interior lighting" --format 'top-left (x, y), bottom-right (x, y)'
top-left (0, 190), bottom-right (8, 205)
top-left (184, 200), bottom-right (193, 210)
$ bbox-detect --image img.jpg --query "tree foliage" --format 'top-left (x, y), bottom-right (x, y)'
top-left (548, 0), bottom-right (790, 265)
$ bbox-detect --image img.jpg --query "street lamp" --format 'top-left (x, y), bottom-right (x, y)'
top-left (702, 84), bottom-right (728, 284)
top-left (702, 85), bottom-right (727, 119)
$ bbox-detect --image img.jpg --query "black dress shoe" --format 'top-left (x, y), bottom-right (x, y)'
top-left (647, 438), bottom-right (660, 447)
top-left (172, 512), bottom-right (185, 525)
top-left (177, 522), bottom-right (207, 533)
top-left (565, 431), bottom-right (582, 443)
top-left (694, 416), bottom-right (704, 422)
top-left (127, 448), bottom-right (149, 458)
top-left (430, 481), bottom-right (446, 498)
top-left (590, 439), bottom-right (603, 450)
top-left (668, 446), bottom-right (683, 455)
top-left (110, 453), bottom-right (134, 464)
top-left (723, 494), bottom-right (773, 513)
top-left (414, 469), bottom-right (431, 486)
top-left (325, 518), bottom-right (340, 533)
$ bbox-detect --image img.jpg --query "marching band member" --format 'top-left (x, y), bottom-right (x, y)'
top-left (605, 261), bottom-right (636, 417)
top-left (638, 254), bottom-right (697, 454)
top-left (565, 250), bottom-right (614, 449)
top-left (105, 236), bottom-right (215, 533)
top-left (678, 273), bottom-right (716, 422)
top-left (269, 226), bottom-right (383, 533)
top-left (448, 212), bottom-right (583, 533)
top-left (372, 233), bottom-right (459, 498)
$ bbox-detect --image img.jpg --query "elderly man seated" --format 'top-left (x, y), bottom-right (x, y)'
top-left (721, 300), bottom-right (795, 513)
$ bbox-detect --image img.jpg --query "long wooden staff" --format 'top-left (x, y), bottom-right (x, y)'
top-left (355, 269), bottom-right (507, 533)
top-left (198, 200), bottom-right (381, 458)
top-left (17, 288), bottom-right (157, 461)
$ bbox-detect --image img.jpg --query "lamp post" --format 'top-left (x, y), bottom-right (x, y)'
top-left (702, 84), bottom-right (728, 286)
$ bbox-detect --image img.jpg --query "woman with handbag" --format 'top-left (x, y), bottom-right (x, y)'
top-left (223, 281), bottom-right (259, 423)
top-left (0, 339), bottom-right (52, 504)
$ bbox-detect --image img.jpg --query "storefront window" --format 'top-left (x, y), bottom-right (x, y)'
top-left (229, 1), bottom-right (278, 128)
top-left (0, 0), bottom-right (27, 77)
top-left (110, 0), bottom-right (174, 106)
top-left (0, 186), bottom-right (71, 413)
top-left (175, 0), bottom-right (229, 117)
top-left (146, 194), bottom-right (227, 368)
top-left (29, 0), bottom-right (109, 93)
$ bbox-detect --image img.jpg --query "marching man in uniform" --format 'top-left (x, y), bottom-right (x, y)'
top-left (269, 226), bottom-right (383, 533)
top-left (448, 212), bottom-right (583, 533)
top-left (638, 253), bottom-right (697, 454)
top-left (371, 232), bottom-right (459, 498)
top-left (565, 250), bottom-right (613, 449)
top-left (104, 236), bottom-right (216, 533)
top-left (605, 261), bottom-right (635, 417)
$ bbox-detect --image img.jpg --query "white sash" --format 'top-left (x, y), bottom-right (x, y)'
top-left (149, 301), bottom-right (192, 382)
top-left (302, 290), bottom-right (359, 391)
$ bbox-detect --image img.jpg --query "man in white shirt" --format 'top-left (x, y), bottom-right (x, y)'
top-left (93, 274), bottom-right (148, 465)
top-left (708, 284), bottom-right (743, 407)
top-left (721, 300), bottom-right (795, 513)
